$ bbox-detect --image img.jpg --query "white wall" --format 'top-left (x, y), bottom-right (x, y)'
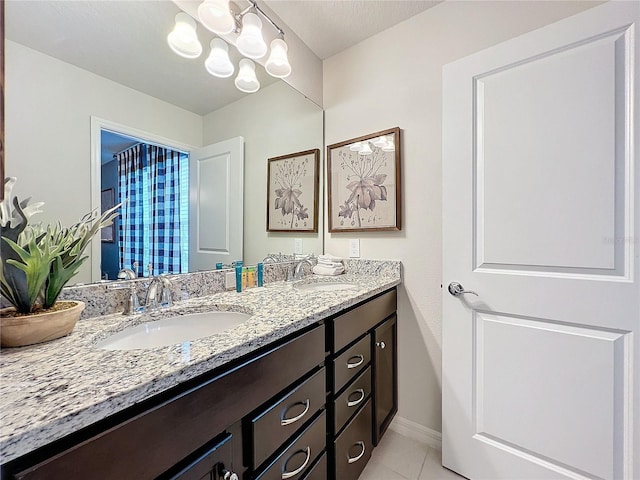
top-left (5, 41), bottom-right (202, 282)
top-left (202, 81), bottom-right (324, 265)
top-left (323, 0), bottom-right (602, 434)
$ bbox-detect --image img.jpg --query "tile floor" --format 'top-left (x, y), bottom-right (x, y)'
top-left (358, 430), bottom-right (466, 480)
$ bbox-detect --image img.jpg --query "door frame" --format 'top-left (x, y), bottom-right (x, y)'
top-left (89, 117), bottom-right (196, 282)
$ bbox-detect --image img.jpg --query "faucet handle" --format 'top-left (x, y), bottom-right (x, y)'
top-left (108, 283), bottom-right (141, 315)
top-left (160, 286), bottom-right (173, 308)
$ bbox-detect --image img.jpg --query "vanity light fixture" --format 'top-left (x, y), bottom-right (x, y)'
top-left (265, 38), bottom-right (291, 78)
top-left (198, 0), bottom-right (235, 35)
top-left (358, 142), bottom-right (373, 156)
top-left (167, 13), bottom-right (203, 59)
top-left (349, 138), bottom-right (395, 155)
top-left (168, 0), bottom-right (292, 93)
top-left (373, 136), bottom-right (387, 148)
top-left (236, 12), bottom-right (268, 59)
top-left (205, 38), bottom-right (235, 77)
top-left (235, 59), bottom-right (260, 93)
top-left (382, 139), bottom-right (396, 152)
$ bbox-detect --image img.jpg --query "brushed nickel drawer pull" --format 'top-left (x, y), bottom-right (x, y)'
top-left (347, 388), bottom-right (366, 408)
top-left (346, 355), bottom-right (364, 369)
top-left (347, 441), bottom-right (366, 464)
top-left (282, 446), bottom-right (311, 479)
top-left (280, 399), bottom-right (310, 426)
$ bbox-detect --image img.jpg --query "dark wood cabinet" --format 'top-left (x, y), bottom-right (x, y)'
top-left (6, 325), bottom-right (325, 480)
top-left (373, 315), bottom-right (397, 445)
top-left (3, 287), bottom-right (398, 480)
top-left (326, 288), bottom-right (398, 478)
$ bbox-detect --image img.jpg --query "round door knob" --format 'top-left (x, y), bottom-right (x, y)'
top-left (376, 341), bottom-right (386, 349)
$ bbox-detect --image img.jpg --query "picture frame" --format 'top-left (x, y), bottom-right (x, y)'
top-left (101, 188), bottom-right (116, 243)
top-left (327, 127), bottom-right (401, 232)
top-left (267, 148), bottom-right (320, 232)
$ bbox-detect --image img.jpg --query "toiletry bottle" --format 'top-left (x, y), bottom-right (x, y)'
top-left (257, 263), bottom-right (264, 287)
top-left (247, 267), bottom-right (256, 289)
top-left (235, 265), bottom-right (243, 293)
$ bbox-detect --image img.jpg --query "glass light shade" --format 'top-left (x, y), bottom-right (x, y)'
top-left (167, 13), bottom-right (202, 59)
top-left (235, 59), bottom-right (260, 93)
top-left (205, 39), bottom-right (234, 78)
top-left (198, 0), bottom-right (235, 34)
top-left (373, 136), bottom-right (387, 148)
top-left (236, 12), bottom-right (267, 59)
top-left (349, 142), bottom-right (362, 152)
top-left (359, 142), bottom-right (373, 155)
top-left (382, 139), bottom-right (396, 152)
top-left (265, 38), bottom-right (291, 78)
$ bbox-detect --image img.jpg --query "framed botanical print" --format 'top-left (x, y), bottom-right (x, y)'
top-left (267, 149), bottom-right (320, 232)
top-left (327, 127), bottom-right (401, 232)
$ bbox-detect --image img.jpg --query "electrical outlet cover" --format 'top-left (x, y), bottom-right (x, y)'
top-left (349, 239), bottom-right (360, 258)
top-left (294, 238), bottom-right (303, 255)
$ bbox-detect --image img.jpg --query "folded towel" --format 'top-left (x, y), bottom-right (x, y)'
top-left (319, 253), bottom-right (343, 262)
top-left (318, 259), bottom-right (343, 268)
top-left (313, 264), bottom-right (345, 276)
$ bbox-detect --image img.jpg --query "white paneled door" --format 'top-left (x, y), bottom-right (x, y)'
top-left (442, 2), bottom-right (639, 479)
top-left (189, 137), bottom-right (244, 270)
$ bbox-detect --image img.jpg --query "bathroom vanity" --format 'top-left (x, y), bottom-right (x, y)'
top-left (0, 264), bottom-right (400, 480)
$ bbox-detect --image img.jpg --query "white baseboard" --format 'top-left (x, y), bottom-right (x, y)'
top-left (389, 415), bottom-right (442, 450)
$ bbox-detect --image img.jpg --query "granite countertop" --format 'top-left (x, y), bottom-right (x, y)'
top-left (0, 269), bottom-right (400, 464)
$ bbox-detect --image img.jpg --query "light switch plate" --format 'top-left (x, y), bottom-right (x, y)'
top-left (349, 239), bottom-right (360, 258)
top-left (294, 238), bottom-right (303, 255)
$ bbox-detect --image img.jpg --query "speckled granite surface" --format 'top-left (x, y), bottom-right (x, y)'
top-left (0, 261), bottom-right (401, 464)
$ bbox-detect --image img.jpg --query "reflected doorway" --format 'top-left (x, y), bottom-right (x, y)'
top-left (100, 129), bottom-right (189, 280)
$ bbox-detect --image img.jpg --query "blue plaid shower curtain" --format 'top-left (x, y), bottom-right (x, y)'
top-left (117, 144), bottom-right (187, 277)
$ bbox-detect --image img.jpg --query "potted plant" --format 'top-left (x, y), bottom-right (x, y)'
top-left (0, 177), bottom-right (119, 347)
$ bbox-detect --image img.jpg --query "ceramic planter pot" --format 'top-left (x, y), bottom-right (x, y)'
top-left (0, 301), bottom-right (85, 347)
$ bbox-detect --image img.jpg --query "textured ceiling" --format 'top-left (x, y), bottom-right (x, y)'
top-left (264, 0), bottom-right (441, 59)
top-left (6, 1), bottom-right (441, 114)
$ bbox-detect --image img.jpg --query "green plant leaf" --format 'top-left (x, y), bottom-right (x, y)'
top-left (3, 236), bottom-right (59, 313)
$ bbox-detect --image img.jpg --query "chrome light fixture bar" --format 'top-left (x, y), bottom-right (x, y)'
top-left (167, 0), bottom-right (292, 94)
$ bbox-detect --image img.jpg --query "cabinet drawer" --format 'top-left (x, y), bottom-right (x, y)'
top-left (333, 335), bottom-right (370, 393)
top-left (334, 366), bottom-right (371, 435)
top-left (299, 452), bottom-right (326, 480)
top-left (250, 368), bottom-right (326, 469)
top-left (255, 411), bottom-right (326, 480)
top-left (333, 289), bottom-right (396, 353)
top-left (333, 399), bottom-right (373, 480)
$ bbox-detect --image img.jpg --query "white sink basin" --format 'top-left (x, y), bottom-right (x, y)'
top-left (294, 282), bottom-right (357, 292)
top-left (96, 311), bottom-right (251, 351)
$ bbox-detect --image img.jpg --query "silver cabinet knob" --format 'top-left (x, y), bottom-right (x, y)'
top-left (376, 341), bottom-right (386, 349)
top-left (448, 282), bottom-right (478, 297)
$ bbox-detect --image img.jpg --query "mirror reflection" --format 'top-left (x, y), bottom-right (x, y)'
top-left (4, 1), bottom-right (324, 284)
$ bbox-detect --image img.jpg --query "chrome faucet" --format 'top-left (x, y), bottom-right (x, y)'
top-left (117, 262), bottom-right (138, 280)
top-left (263, 253), bottom-right (282, 263)
top-left (144, 267), bottom-right (173, 310)
top-left (292, 255), bottom-right (315, 281)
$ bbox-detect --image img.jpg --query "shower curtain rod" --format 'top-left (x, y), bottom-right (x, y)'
top-left (111, 141), bottom-right (189, 158)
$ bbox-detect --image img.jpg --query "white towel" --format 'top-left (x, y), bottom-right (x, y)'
top-left (318, 254), bottom-right (343, 262)
top-left (313, 264), bottom-right (345, 276)
top-left (318, 259), bottom-right (343, 268)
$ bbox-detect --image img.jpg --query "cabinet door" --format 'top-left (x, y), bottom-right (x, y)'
top-left (373, 315), bottom-right (397, 445)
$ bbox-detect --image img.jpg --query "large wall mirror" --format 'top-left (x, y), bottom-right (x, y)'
top-left (4, 1), bottom-right (324, 284)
